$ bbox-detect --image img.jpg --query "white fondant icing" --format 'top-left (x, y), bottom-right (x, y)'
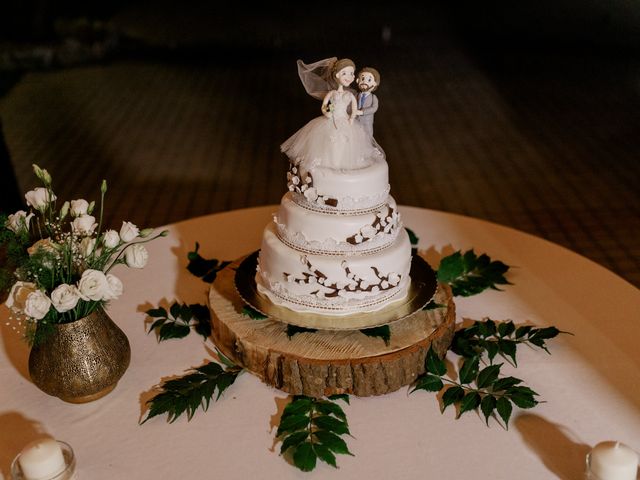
top-left (256, 224), bottom-right (412, 314)
top-left (288, 158), bottom-right (390, 212)
top-left (275, 193), bottom-right (402, 255)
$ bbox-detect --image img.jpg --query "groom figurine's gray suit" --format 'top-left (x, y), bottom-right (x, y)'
top-left (356, 91), bottom-right (378, 138)
top-left (355, 67), bottom-right (381, 138)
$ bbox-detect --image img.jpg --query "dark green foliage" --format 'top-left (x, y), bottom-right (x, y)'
top-left (411, 316), bottom-right (564, 427)
top-left (286, 324), bottom-right (317, 338)
top-left (423, 300), bottom-right (445, 310)
top-left (437, 250), bottom-right (511, 297)
top-left (405, 227), bottom-right (419, 256)
top-left (451, 319), bottom-right (566, 367)
top-left (359, 325), bottom-right (391, 345)
top-left (146, 302), bottom-right (211, 341)
top-left (186, 242), bottom-right (231, 283)
top-left (277, 395), bottom-right (353, 471)
top-left (142, 360), bottom-right (242, 424)
top-left (241, 305), bottom-right (267, 320)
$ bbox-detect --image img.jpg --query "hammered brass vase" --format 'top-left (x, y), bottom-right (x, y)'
top-left (28, 308), bottom-right (131, 403)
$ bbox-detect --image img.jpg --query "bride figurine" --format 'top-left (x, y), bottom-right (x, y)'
top-left (281, 57), bottom-right (384, 171)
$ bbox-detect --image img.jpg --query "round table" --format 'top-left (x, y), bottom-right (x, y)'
top-left (1, 206), bottom-right (639, 480)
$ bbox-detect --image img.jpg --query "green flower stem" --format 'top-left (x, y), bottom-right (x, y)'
top-left (104, 230), bottom-right (168, 273)
top-left (96, 181), bottom-right (106, 239)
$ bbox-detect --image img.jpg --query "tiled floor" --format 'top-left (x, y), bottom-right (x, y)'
top-left (1, 3), bottom-right (639, 286)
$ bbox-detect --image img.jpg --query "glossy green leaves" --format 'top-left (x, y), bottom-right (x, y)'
top-left (277, 395), bottom-right (353, 471)
top-left (437, 250), bottom-right (511, 297)
top-left (142, 359), bottom-right (242, 424)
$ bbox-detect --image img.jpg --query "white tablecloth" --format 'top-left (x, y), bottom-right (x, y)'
top-left (1, 206), bottom-right (639, 479)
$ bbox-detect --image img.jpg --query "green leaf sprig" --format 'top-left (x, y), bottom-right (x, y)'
top-left (411, 346), bottom-right (539, 428)
top-left (277, 395), bottom-right (353, 471)
top-left (241, 304), bottom-right (267, 320)
top-left (142, 354), bottom-right (242, 424)
top-left (452, 319), bottom-right (565, 367)
top-left (405, 227), bottom-right (419, 256)
top-left (187, 242), bottom-right (231, 283)
top-left (360, 325), bottom-right (390, 345)
top-left (146, 302), bottom-right (212, 341)
top-left (286, 325), bottom-right (317, 338)
top-left (437, 250), bottom-right (511, 297)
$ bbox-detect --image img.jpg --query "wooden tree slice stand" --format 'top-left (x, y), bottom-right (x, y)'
top-left (209, 256), bottom-right (456, 398)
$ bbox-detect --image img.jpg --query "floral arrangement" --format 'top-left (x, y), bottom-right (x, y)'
top-left (1, 164), bottom-right (167, 345)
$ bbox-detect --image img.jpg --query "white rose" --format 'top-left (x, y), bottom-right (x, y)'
top-left (25, 188), bottom-right (56, 211)
top-left (51, 284), bottom-right (81, 312)
top-left (119, 221), bottom-right (139, 242)
top-left (79, 237), bottom-right (96, 257)
top-left (72, 215), bottom-right (97, 236)
top-left (5, 281), bottom-right (37, 313)
top-left (102, 230), bottom-right (120, 249)
top-left (388, 273), bottom-right (400, 286)
top-left (6, 210), bottom-right (34, 234)
top-left (124, 244), bottom-right (148, 268)
top-left (70, 199), bottom-right (89, 217)
top-left (24, 290), bottom-right (52, 320)
top-left (105, 274), bottom-right (123, 300)
top-left (77, 269), bottom-right (111, 301)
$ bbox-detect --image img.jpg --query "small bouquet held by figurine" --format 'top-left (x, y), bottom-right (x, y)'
top-left (1, 164), bottom-right (167, 346)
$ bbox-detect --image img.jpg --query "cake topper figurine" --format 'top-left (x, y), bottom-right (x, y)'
top-left (355, 67), bottom-right (380, 138)
top-left (281, 57), bottom-right (384, 172)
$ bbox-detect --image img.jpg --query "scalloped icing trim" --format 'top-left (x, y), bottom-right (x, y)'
top-left (290, 188), bottom-right (391, 214)
top-left (256, 274), bottom-right (410, 313)
top-left (275, 221), bottom-right (401, 256)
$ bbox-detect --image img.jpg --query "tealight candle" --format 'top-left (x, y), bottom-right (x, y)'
top-left (17, 438), bottom-right (66, 480)
top-left (587, 441), bottom-right (639, 480)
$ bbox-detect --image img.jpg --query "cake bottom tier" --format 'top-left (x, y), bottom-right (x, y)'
top-left (256, 223), bottom-right (412, 315)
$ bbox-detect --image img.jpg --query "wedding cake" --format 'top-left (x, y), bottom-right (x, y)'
top-left (255, 57), bottom-right (412, 317)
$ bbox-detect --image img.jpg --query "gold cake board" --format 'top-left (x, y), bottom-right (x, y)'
top-left (208, 253), bottom-right (455, 397)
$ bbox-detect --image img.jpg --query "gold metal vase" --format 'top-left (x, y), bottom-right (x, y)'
top-left (28, 307), bottom-right (131, 403)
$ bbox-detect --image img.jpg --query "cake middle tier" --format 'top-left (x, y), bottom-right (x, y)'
top-left (275, 192), bottom-right (401, 255)
top-left (256, 223), bottom-right (412, 315)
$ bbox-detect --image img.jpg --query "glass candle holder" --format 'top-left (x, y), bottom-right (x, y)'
top-left (11, 440), bottom-right (77, 480)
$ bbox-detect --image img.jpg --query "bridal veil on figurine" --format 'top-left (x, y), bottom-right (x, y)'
top-left (281, 57), bottom-right (384, 171)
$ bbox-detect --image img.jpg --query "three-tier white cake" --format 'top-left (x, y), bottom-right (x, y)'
top-left (256, 157), bottom-right (412, 316)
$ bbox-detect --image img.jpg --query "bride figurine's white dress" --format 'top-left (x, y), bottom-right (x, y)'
top-left (281, 90), bottom-right (383, 171)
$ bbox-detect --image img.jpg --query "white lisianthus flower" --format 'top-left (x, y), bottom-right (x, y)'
top-left (6, 210), bottom-right (34, 234)
top-left (70, 199), bottom-right (89, 217)
top-left (25, 188), bottom-right (56, 211)
top-left (5, 281), bottom-right (37, 313)
top-left (105, 274), bottom-right (123, 300)
top-left (77, 269), bottom-right (111, 301)
top-left (102, 230), bottom-right (120, 249)
top-left (79, 237), bottom-right (97, 257)
top-left (119, 221), bottom-right (139, 242)
top-left (50, 284), bottom-right (81, 313)
top-left (72, 215), bottom-right (97, 236)
top-left (24, 290), bottom-right (52, 320)
top-left (124, 244), bottom-right (148, 268)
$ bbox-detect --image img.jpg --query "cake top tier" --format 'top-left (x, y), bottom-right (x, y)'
top-left (287, 159), bottom-right (390, 213)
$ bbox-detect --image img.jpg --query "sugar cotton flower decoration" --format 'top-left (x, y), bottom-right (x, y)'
top-left (0, 164), bottom-right (168, 345)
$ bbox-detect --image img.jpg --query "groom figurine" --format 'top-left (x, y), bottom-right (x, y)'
top-left (355, 67), bottom-right (380, 138)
